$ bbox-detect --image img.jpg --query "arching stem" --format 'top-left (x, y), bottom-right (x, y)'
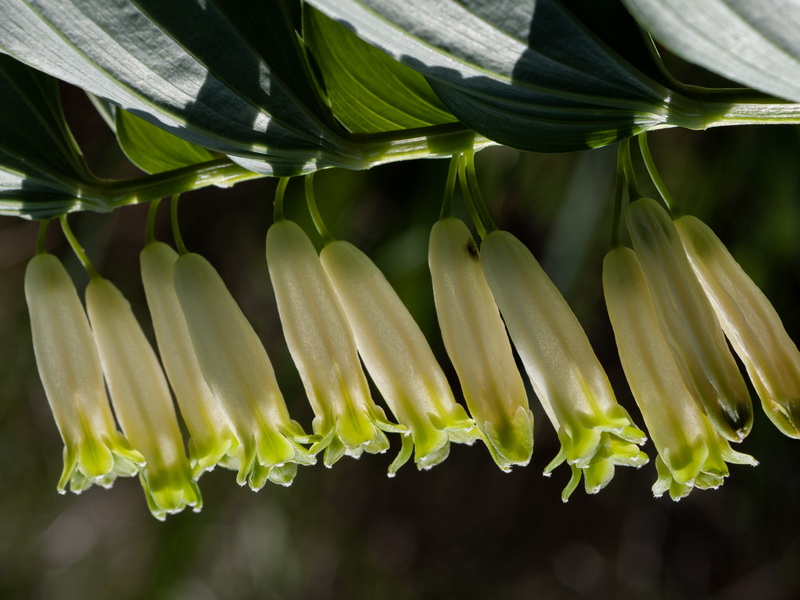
top-left (305, 174), bottom-right (336, 244)
top-left (145, 198), bottom-right (162, 246)
top-left (59, 215), bottom-right (98, 279)
top-left (170, 194), bottom-right (188, 255)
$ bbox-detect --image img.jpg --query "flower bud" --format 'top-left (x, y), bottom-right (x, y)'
top-left (675, 214), bottom-right (800, 438)
top-left (626, 198), bottom-right (753, 441)
top-left (603, 246), bottom-right (756, 500)
top-left (141, 242), bottom-right (239, 477)
top-left (25, 254), bottom-right (144, 494)
top-left (86, 276), bottom-right (201, 520)
top-left (429, 217), bottom-right (533, 471)
top-left (481, 230), bottom-right (647, 500)
top-left (266, 221), bottom-right (404, 467)
top-left (173, 252), bottom-right (315, 490)
top-left (320, 239), bottom-right (477, 474)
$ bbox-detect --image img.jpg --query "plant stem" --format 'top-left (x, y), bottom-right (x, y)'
top-left (59, 215), bottom-right (98, 279)
top-left (464, 152), bottom-right (497, 236)
top-left (145, 198), bottom-right (162, 246)
top-left (619, 139), bottom-right (640, 202)
top-left (273, 177), bottom-right (289, 223)
top-left (305, 174), bottom-right (335, 244)
top-left (611, 143), bottom-right (626, 248)
top-left (36, 220), bottom-right (49, 255)
top-left (638, 133), bottom-right (678, 213)
top-left (458, 155), bottom-right (486, 240)
top-left (171, 195), bottom-right (188, 255)
top-left (440, 154), bottom-right (461, 219)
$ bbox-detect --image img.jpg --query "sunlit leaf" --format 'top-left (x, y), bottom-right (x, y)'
top-left (0, 0), bottom-right (356, 175)
top-left (116, 109), bottom-right (220, 175)
top-left (303, 6), bottom-right (457, 133)
top-left (305, 0), bottom-right (700, 152)
top-left (622, 0), bottom-right (800, 103)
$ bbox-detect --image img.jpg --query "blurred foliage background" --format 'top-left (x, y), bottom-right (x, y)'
top-left (2, 78), bottom-right (800, 599)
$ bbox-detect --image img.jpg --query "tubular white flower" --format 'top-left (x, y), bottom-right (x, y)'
top-left (85, 276), bottom-right (201, 520)
top-left (675, 214), bottom-right (800, 438)
top-left (428, 217), bottom-right (533, 471)
top-left (24, 253), bottom-right (144, 494)
top-left (140, 242), bottom-right (239, 477)
top-left (320, 239), bottom-right (478, 475)
top-left (481, 230), bottom-right (648, 500)
top-left (603, 246), bottom-right (756, 501)
top-left (626, 198), bottom-right (753, 442)
top-left (266, 220), bottom-right (404, 468)
top-left (173, 252), bottom-right (315, 490)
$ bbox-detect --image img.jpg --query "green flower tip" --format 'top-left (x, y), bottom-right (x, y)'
top-left (59, 431), bottom-right (145, 495)
top-left (237, 420), bottom-right (316, 490)
top-left (140, 464), bottom-right (203, 521)
top-left (386, 405), bottom-right (478, 477)
top-left (311, 405), bottom-right (406, 469)
top-left (652, 428), bottom-right (757, 502)
top-left (546, 422), bottom-right (649, 502)
top-left (187, 434), bottom-right (239, 479)
top-left (479, 405), bottom-right (534, 472)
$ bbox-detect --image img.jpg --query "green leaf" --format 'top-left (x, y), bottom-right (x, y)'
top-left (116, 108), bottom-right (220, 174)
top-left (0, 55), bottom-right (100, 219)
top-left (621, 0), bottom-right (800, 103)
top-left (303, 6), bottom-right (457, 133)
top-left (305, 0), bottom-right (702, 152)
top-left (0, 0), bottom-right (357, 175)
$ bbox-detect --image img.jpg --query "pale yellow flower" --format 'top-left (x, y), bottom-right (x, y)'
top-left (173, 252), bottom-right (315, 490)
top-left (266, 220), bottom-right (404, 467)
top-left (25, 253), bottom-right (144, 494)
top-left (140, 242), bottom-right (239, 477)
top-left (428, 217), bottom-right (533, 471)
top-left (675, 214), bottom-right (800, 438)
top-left (86, 276), bottom-right (201, 520)
top-left (603, 246), bottom-right (756, 500)
top-left (626, 198), bottom-right (753, 441)
top-left (481, 230), bottom-right (648, 499)
top-left (320, 238), bottom-right (478, 474)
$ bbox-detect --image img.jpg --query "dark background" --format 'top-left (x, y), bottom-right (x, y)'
top-left (1, 81), bottom-right (800, 600)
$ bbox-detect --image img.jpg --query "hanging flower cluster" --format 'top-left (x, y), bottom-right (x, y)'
top-left (23, 139), bottom-right (800, 518)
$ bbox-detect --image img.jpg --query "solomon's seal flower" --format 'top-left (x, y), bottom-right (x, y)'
top-left (140, 242), bottom-right (239, 477)
top-left (25, 253), bottom-right (144, 494)
top-left (603, 246), bottom-right (756, 500)
top-left (85, 276), bottom-right (201, 520)
top-left (320, 238), bottom-right (478, 475)
top-left (429, 217), bottom-right (533, 471)
top-left (481, 230), bottom-right (648, 500)
top-left (626, 198), bottom-right (753, 442)
top-left (675, 214), bottom-right (800, 438)
top-left (173, 252), bottom-right (315, 490)
top-left (266, 220), bottom-right (404, 467)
